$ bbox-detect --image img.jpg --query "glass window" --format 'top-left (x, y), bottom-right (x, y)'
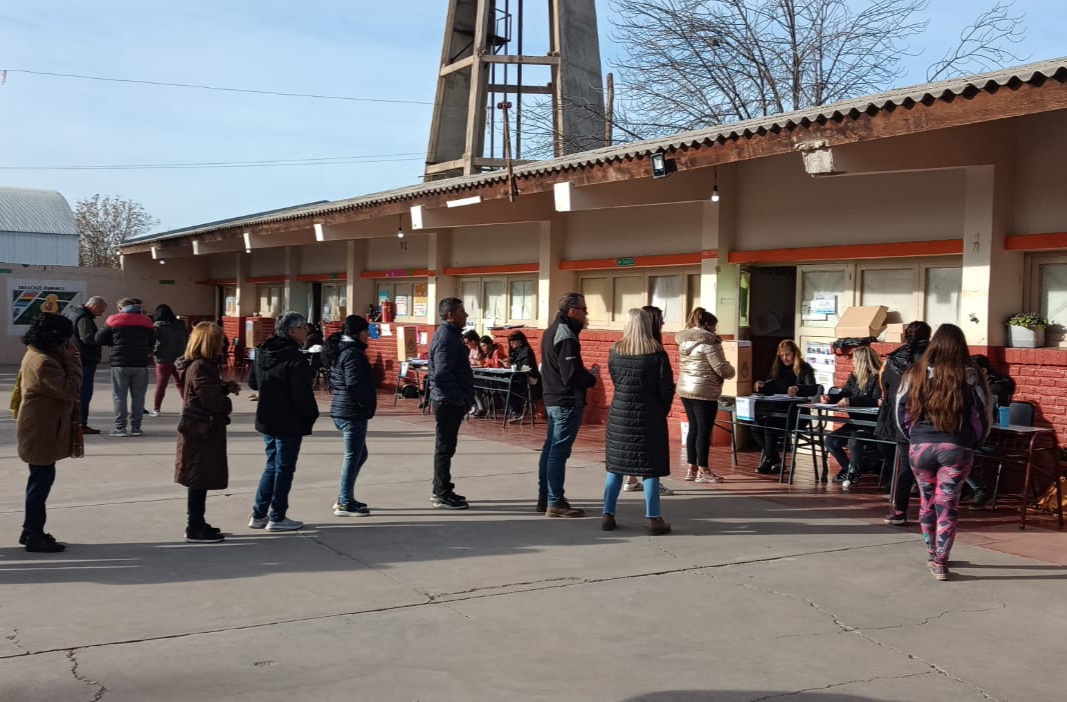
top-left (1040, 263), bottom-right (1067, 342)
top-left (924, 267), bottom-right (961, 330)
top-left (861, 268), bottom-right (915, 323)
top-left (510, 279), bottom-right (535, 320)
top-left (613, 276), bottom-right (644, 322)
top-left (800, 269), bottom-right (845, 329)
top-left (258, 285), bottom-right (281, 317)
top-left (223, 285), bottom-right (237, 317)
top-left (686, 274), bottom-right (702, 318)
top-left (483, 279), bottom-right (506, 325)
top-left (460, 280), bottom-right (481, 322)
top-left (395, 283), bottom-right (413, 318)
top-left (581, 277), bottom-right (610, 324)
top-left (649, 275), bottom-right (682, 324)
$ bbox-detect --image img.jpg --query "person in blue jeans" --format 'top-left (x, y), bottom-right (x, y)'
top-left (538, 293), bottom-right (599, 518)
top-left (324, 315), bottom-right (377, 517)
top-left (247, 312), bottom-right (319, 532)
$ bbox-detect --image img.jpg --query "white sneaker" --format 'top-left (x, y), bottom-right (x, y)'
top-left (622, 479), bottom-right (641, 492)
top-left (657, 482), bottom-right (675, 496)
top-left (266, 518), bottom-right (304, 532)
top-left (149, 410), bottom-right (161, 417)
top-left (248, 515), bottom-right (268, 529)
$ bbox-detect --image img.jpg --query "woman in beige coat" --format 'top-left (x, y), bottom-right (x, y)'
top-left (675, 307), bottom-right (735, 483)
top-left (16, 313), bottom-right (83, 553)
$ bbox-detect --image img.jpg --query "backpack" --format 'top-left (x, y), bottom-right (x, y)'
top-left (1034, 476), bottom-right (1067, 513)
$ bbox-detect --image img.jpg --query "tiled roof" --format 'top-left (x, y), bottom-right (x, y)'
top-left (126, 56), bottom-right (1067, 247)
top-left (0, 186), bottom-right (77, 236)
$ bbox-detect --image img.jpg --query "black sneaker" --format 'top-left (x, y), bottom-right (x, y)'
top-left (432, 493), bottom-right (469, 510)
top-left (185, 525), bottom-right (225, 543)
top-left (842, 472), bottom-right (862, 490)
top-left (970, 489), bottom-right (990, 510)
top-left (883, 512), bottom-right (908, 526)
top-left (831, 470), bottom-right (848, 484)
top-left (24, 533), bottom-right (66, 553)
top-left (757, 461), bottom-right (781, 475)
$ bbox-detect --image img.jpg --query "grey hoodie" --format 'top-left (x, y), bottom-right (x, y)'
top-left (675, 327), bottom-right (735, 401)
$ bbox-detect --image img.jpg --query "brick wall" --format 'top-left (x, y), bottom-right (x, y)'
top-left (832, 343), bottom-right (1067, 445)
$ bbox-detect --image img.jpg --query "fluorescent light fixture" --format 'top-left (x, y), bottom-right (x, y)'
top-left (445, 195), bottom-right (482, 208)
top-left (192, 240), bottom-right (201, 255)
top-left (151, 246), bottom-right (159, 260)
top-left (314, 223), bottom-right (325, 242)
top-left (243, 231), bottom-right (252, 251)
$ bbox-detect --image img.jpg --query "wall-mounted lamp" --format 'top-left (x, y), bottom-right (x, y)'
top-left (650, 151), bottom-right (670, 179)
top-left (711, 168), bottom-right (720, 203)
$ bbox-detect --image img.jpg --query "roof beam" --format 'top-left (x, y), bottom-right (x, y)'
top-left (410, 191), bottom-right (555, 230)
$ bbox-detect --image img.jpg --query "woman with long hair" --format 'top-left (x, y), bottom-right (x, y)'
top-left (751, 339), bottom-right (817, 473)
top-left (822, 345), bottom-right (882, 486)
top-left (895, 324), bottom-right (991, 581)
top-left (876, 320), bottom-right (932, 526)
top-left (175, 322), bottom-right (239, 542)
top-left (603, 309), bottom-right (676, 535)
top-left (151, 303), bottom-right (188, 416)
top-left (624, 304), bottom-right (677, 494)
top-left (479, 336), bottom-right (507, 368)
top-left (506, 330), bottom-right (541, 420)
top-left (325, 315), bottom-right (377, 517)
top-left (15, 313), bottom-right (82, 552)
top-left (676, 307), bottom-right (736, 483)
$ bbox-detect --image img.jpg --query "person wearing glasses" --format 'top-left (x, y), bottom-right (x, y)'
top-left (538, 292), bottom-right (599, 518)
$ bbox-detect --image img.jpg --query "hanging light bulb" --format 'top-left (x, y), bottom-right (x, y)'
top-left (710, 167), bottom-right (720, 203)
top-left (396, 214), bottom-right (405, 239)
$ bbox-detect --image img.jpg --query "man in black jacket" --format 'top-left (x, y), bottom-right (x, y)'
top-left (67, 296), bottom-right (107, 434)
top-left (96, 297), bottom-right (155, 437)
top-left (248, 311), bottom-right (319, 532)
top-left (428, 298), bottom-right (475, 509)
top-left (538, 293), bottom-right (599, 517)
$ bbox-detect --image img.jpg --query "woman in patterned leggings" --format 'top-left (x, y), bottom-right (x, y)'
top-left (895, 324), bottom-right (992, 581)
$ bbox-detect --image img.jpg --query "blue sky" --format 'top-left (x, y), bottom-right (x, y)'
top-left (0, 0), bottom-right (1064, 233)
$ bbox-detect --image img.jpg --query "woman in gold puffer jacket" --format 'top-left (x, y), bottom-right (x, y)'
top-left (675, 308), bottom-right (735, 483)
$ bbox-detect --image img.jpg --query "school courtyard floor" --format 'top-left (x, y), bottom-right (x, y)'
top-left (1, 366), bottom-right (1065, 702)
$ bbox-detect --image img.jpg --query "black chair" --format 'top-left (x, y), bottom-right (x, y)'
top-left (780, 385), bottom-right (825, 482)
top-left (989, 401), bottom-right (1035, 510)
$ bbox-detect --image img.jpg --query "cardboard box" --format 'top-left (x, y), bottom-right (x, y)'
top-left (882, 322), bottom-right (905, 343)
top-left (396, 325), bottom-right (418, 362)
top-left (735, 396), bottom-right (757, 421)
top-left (245, 317), bottom-right (263, 349)
top-left (835, 306), bottom-right (888, 339)
top-left (720, 340), bottom-right (753, 397)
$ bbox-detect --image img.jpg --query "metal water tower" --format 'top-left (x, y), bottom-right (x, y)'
top-left (424, 0), bottom-right (606, 181)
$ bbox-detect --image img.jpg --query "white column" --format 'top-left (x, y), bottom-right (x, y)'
top-left (538, 217), bottom-right (574, 328)
top-left (345, 240), bottom-right (374, 320)
top-left (235, 252), bottom-right (255, 316)
top-left (427, 230), bottom-right (456, 324)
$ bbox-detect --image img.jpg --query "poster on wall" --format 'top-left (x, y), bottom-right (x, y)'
top-left (7, 280), bottom-right (84, 334)
top-left (413, 283), bottom-right (428, 318)
top-left (395, 295), bottom-right (409, 317)
top-left (804, 340), bottom-right (836, 392)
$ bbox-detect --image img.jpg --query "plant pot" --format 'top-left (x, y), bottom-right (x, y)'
top-left (1007, 325), bottom-right (1045, 348)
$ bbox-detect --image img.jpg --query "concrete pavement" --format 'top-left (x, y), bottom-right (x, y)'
top-left (1, 367), bottom-right (1065, 701)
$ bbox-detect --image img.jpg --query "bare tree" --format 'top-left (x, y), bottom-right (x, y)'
top-left (76, 194), bottom-right (158, 268)
top-left (609, 0), bottom-right (1026, 137)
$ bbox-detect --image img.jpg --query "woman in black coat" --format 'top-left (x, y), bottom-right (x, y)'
top-left (506, 330), bottom-right (541, 420)
top-left (751, 339), bottom-right (818, 474)
top-left (325, 315), bottom-right (377, 517)
top-left (602, 308), bottom-right (675, 535)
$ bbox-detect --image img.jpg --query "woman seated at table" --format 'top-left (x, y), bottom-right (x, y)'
top-left (464, 330), bottom-right (483, 366)
top-left (479, 336), bottom-right (507, 368)
top-left (822, 345), bottom-right (882, 485)
top-left (751, 340), bottom-right (818, 474)
top-left (506, 331), bottom-right (541, 420)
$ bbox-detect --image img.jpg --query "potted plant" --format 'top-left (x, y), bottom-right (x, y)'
top-left (1006, 312), bottom-right (1051, 348)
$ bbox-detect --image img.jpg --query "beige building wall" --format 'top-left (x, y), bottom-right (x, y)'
top-left (248, 247), bottom-right (286, 277)
top-left (366, 235), bottom-right (429, 272)
top-left (564, 203), bottom-right (704, 259)
top-left (1014, 111), bottom-right (1067, 235)
top-left (300, 241), bottom-right (349, 275)
top-left (451, 223), bottom-right (540, 266)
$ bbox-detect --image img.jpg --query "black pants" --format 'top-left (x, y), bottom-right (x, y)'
top-left (750, 416), bottom-right (788, 461)
top-left (187, 488), bottom-right (207, 529)
top-left (682, 398), bottom-right (718, 468)
top-left (825, 426), bottom-right (873, 474)
top-left (881, 442), bottom-right (915, 513)
top-left (433, 402), bottom-right (467, 497)
top-left (23, 463), bottom-right (56, 538)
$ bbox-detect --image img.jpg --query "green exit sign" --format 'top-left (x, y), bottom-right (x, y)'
top-left (616, 257), bottom-right (636, 267)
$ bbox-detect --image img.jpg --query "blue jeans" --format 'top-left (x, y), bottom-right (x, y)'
top-left (538, 405), bottom-right (584, 506)
top-left (253, 435), bottom-right (304, 521)
top-left (603, 472), bottom-right (662, 518)
top-left (111, 366), bottom-right (148, 431)
top-left (80, 365), bottom-right (96, 427)
top-left (334, 417), bottom-right (369, 505)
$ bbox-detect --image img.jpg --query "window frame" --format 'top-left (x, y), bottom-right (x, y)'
top-left (1025, 252), bottom-right (1067, 343)
top-left (375, 278), bottom-right (427, 323)
top-left (577, 266), bottom-right (701, 331)
top-left (455, 274), bottom-right (538, 328)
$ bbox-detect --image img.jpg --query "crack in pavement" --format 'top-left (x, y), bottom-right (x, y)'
top-left (727, 580), bottom-right (1003, 701)
top-left (66, 649), bottom-right (108, 701)
top-left (747, 671), bottom-right (934, 701)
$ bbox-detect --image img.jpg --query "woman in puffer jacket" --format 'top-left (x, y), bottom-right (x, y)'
top-left (895, 324), bottom-right (991, 581)
top-left (675, 307), bottom-right (736, 483)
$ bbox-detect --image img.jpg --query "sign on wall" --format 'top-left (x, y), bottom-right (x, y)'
top-left (6, 280), bottom-right (84, 334)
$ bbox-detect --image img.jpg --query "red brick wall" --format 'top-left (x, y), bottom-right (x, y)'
top-left (366, 324), bottom-right (437, 389)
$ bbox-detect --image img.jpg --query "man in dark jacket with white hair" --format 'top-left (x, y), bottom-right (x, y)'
top-left (247, 311), bottom-right (319, 532)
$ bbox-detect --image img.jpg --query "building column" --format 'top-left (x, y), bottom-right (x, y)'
top-left (427, 230), bottom-right (456, 324)
top-left (701, 169), bottom-right (739, 336)
top-left (961, 165), bottom-right (1022, 347)
top-left (235, 252), bottom-right (255, 316)
top-left (538, 216), bottom-right (575, 328)
top-left (346, 240), bottom-right (373, 320)
top-left (283, 246), bottom-right (306, 315)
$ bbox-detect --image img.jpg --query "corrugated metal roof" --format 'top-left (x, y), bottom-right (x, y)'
top-left (127, 56), bottom-right (1067, 247)
top-left (124, 200), bottom-right (329, 243)
top-left (0, 186), bottom-right (78, 236)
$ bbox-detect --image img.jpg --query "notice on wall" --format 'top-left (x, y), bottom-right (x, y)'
top-left (805, 340), bottom-right (836, 392)
top-left (413, 284), bottom-right (428, 318)
top-left (811, 293), bottom-right (837, 315)
top-left (395, 295), bottom-right (409, 317)
top-left (7, 280), bottom-right (83, 334)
